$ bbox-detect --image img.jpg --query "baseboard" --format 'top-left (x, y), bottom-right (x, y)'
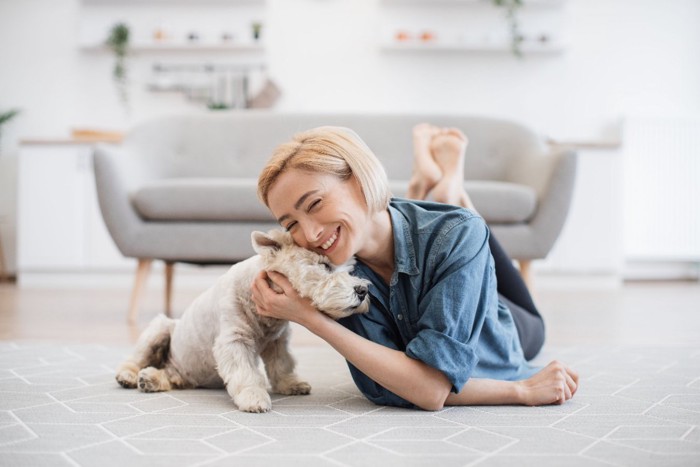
top-left (623, 260), bottom-right (700, 281)
top-left (533, 272), bottom-right (623, 290)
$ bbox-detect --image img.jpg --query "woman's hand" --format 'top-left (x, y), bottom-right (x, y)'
top-left (250, 270), bottom-right (321, 326)
top-left (516, 361), bottom-right (579, 406)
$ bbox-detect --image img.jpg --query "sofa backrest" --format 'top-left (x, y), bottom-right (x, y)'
top-left (124, 111), bottom-right (547, 184)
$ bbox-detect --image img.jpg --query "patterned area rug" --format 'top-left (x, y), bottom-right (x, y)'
top-left (1, 341), bottom-right (699, 466)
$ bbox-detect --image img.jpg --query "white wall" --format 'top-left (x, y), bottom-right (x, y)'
top-left (266, 0), bottom-right (700, 137)
top-left (1, 0), bottom-right (699, 274)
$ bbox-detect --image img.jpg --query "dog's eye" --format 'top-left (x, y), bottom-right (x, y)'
top-left (323, 263), bottom-right (333, 272)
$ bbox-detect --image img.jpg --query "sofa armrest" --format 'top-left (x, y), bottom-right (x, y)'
top-left (92, 144), bottom-right (145, 258)
top-left (525, 148), bottom-right (578, 258)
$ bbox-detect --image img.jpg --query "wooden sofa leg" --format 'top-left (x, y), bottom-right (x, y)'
top-left (0, 232), bottom-right (6, 283)
top-left (518, 259), bottom-right (533, 290)
top-left (164, 261), bottom-right (175, 318)
top-left (128, 259), bottom-right (153, 324)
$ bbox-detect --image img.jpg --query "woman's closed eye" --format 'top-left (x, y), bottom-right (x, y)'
top-left (283, 199), bottom-right (321, 231)
top-left (307, 199), bottom-right (321, 212)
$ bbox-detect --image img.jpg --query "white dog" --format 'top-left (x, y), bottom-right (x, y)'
top-left (115, 229), bottom-right (370, 413)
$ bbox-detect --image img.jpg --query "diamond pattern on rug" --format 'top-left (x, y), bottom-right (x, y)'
top-left (0, 341), bottom-right (699, 466)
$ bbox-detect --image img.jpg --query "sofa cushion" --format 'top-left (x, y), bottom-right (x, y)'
top-left (390, 180), bottom-right (537, 224)
top-left (131, 178), bottom-right (274, 222)
top-left (133, 178), bottom-right (536, 225)
top-left (465, 180), bottom-right (537, 223)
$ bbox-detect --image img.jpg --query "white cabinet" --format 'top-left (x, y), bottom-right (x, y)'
top-left (537, 145), bottom-right (624, 277)
top-left (17, 143), bottom-right (132, 274)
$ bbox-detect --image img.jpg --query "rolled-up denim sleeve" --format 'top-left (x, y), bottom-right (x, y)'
top-left (405, 217), bottom-right (495, 394)
top-left (338, 306), bottom-right (417, 408)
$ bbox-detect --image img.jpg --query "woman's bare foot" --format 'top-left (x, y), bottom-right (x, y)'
top-left (407, 123), bottom-right (442, 200)
top-left (429, 128), bottom-right (476, 211)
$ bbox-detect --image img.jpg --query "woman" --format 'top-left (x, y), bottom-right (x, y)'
top-left (251, 124), bottom-right (578, 411)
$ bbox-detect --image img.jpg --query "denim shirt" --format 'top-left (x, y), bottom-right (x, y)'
top-left (338, 198), bottom-right (539, 408)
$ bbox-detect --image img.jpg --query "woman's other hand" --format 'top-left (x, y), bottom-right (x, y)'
top-left (250, 270), bottom-right (320, 326)
top-left (516, 361), bottom-right (579, 406)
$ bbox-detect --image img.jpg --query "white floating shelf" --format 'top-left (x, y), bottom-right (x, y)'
top-left (381, 40), bottom-right (565, 53)
top-left (80, 42), bottom-right (265, 52)
top-left (381, 0), bottom-right (564, 6)
top-left (82, 0), bottom-right (265, 4)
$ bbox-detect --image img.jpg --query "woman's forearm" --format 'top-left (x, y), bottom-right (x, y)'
top-left (304, 313), bottom-right (452, 410)
top-left (445, 378), bottom-right (521, 406)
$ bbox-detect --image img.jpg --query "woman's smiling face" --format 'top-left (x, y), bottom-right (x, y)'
top-left (267, 168), bottom-right (370, 265)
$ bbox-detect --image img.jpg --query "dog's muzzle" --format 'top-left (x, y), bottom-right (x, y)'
top-left (350, 284), bottom-right (370, 314)
top-left (354, 285), bottom-right (368, 302)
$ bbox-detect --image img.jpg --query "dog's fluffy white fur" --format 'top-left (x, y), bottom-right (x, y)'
top-left (115, 229), bottom-right (370, 413)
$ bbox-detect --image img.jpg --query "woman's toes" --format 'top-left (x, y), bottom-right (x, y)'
top-left (431, 132), bottom-right (467, 161)
top-left (444, 127), bottom-right (468, 143)
top-left (413, 122), bottom-right (440, 135)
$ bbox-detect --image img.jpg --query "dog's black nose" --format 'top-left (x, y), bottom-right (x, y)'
top-left (354, 285), bottom-right (368, 301)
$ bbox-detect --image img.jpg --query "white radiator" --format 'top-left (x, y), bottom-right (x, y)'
top-left (623, 116), bottom-right (700, 260)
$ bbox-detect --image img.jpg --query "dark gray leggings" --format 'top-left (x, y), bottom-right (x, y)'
top-left (489, 235), bottom-right (545, 361)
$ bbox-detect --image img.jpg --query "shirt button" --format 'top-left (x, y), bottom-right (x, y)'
top-left (397, 314), bottom-right (403, 321)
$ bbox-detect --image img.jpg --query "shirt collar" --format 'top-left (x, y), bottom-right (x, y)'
top-left (388, 202), bottom-right (420, 277)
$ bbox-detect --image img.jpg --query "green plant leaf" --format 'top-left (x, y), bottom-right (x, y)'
top-left (106, 23), bottom-right (130, 56)
top-left (0, 109), bottom-right (20, 126)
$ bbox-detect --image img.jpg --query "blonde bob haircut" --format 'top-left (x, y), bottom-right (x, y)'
top-left (257, 126), bottom-right (392, 213)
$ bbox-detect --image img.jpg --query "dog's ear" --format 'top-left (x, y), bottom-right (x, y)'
top-left (266, 228), bottom-right (294, 246)
top-left (251, 231), bottom-right (282, 255)
top-left (252, 229), bottom-right (295, 255)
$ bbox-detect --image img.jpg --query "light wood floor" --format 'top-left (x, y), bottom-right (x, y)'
top-left (1, 279), bottom-right (699, 348)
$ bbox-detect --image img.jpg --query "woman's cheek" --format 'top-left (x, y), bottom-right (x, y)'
top-left (291, 231), bottom-right (307, 248)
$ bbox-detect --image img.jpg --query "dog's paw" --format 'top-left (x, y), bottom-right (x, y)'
top-left (276, 380), bottom-right (312, 396)
top-left (137, 367), bottom-right (166, 393)
top-left (234, 386), bottom-right (272, 413)
top-left (115, 370), bottom-right (138, 389)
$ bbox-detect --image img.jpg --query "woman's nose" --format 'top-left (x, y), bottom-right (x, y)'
top-left (301, 222), bottom-right (322, 243)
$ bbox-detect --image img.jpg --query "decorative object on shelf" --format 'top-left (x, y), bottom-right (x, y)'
top-left (395, 30), bottom-right (411, 42)
top-left (153, 26), bottom-right (167, 42)
top-left (420, 30), bottom-right (436, 42)
top-left (187, 31), bottom-right (200, 43)
top-left (492, 0), bottom-right (524, 57)
top-left (0, 108), bottom-right (20, 151)
top-left (105, 23), bottom-right (131, 109)
top-left (149, 62), bottom-right (269, 110)
top-left (248, 79), bottom-right (281, 109)
top-left (207, 102), bottom-right (230, 110)
top-left (251, 21), bottom-right (262, 41)
top-left (71, 128), bottom-right (124, 143)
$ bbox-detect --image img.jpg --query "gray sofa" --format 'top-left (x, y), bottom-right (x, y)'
top-left (93, 112), bottom-right (576, 321)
